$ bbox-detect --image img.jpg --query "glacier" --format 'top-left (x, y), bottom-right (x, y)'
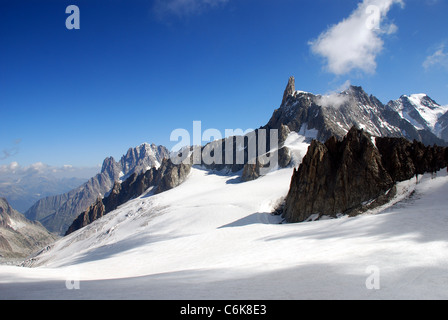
top-left (1, 162), bottom-right (448, 299)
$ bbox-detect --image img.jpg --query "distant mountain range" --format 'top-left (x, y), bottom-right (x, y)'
top-left (24, 143), bottom-right (169, 235)
top-left (0, 166), bottom-right (93, 214)
top-left (14, 76), bottom-right (448, 237)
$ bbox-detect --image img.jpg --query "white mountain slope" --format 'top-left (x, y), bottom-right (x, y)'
top-left (1, 155), bottom-right (448, 300)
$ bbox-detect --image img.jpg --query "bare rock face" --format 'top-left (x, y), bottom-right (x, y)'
top-left (64, 198), bottom-right (106, 236)
top-left (241, 160), bottom-right (261, 182)
top-left (281, 76), bottom-right (296, 106)
top-left (376, 137), bottom-right (447, 181)
top-left (155, 159), bottom-right (192, 194)
top-left (282, 127), bottom-right (447, 223)
top-left (282, 128), bottom-right (393, 222)
top-left (0, 198), bottom-right (58, 259)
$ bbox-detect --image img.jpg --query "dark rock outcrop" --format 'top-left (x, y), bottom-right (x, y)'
top-left (65, 198), bottom-right (106, 236)
top-left (65, 159), bottom-right (191, 236)
top-left (282, 127), bottom-right (447, 223)
top-left (375, 137), bottom-right (447, 182)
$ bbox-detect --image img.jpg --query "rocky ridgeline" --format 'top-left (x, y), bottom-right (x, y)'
top-left (25, 143), bottom-right (169, 235)
top-left (65, 158), bottom-right (191, 235)
top-left (281, 127), bottom-right (448, 223)
top-left (266, 77), bottom-right (448, 146)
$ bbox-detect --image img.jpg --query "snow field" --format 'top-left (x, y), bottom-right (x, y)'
top-left (1, 161), bottom-right (448, 299)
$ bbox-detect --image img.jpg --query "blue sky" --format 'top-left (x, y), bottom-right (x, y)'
top-left (1, 0), bottom-right (447, 170)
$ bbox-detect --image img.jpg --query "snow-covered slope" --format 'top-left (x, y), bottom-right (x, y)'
top-left (1, 164), bottom-right (448, 299)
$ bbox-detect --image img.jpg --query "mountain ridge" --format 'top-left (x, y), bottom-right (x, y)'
top-left (0, 197), bottom-right (58, 259)
top-left (65, 157), bottom-right (192, 235)
top-left (24, 143), bottom-right (169, 235)
top-left (265, 77), bottom-right (448, 147)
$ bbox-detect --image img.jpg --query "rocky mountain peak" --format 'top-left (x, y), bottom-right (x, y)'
top-left (121, 143), bottom-right (168, 173)
top-left (101, 156), bottom-right (117, 174)
top-left (387, 93), bottom-right (448, 140)
top-left (268, 76), bottom-right (448, 146)
top-left (281, 76), bottom-right (296, 106)
top-left (345, 85), bottom-right (365, 94)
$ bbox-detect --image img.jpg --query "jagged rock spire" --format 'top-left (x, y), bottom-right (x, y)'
top-left (281, 76), bottom-right (295, 106)
top-left (281, 127), bottom-right (448, 223)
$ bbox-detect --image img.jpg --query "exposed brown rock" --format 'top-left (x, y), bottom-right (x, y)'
top-left (282, 127), bottom-right (447, 223)
top-left (281, 76), bottom-right (295, 106)
top-left (64, 198), bottom-right (105, 236)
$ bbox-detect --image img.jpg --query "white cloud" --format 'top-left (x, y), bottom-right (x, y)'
top-left (1, 161), bottom-right (20, 174)
top-left (423, 45), bottom-right (448, 71)
top-left (316, 93), bottom-right (351, 109)
top-left (315, 80), bottom-right (352, 109)
top-left (309, 0), bottom-right (404, 76)
top-left (0, 162), bottom-right (99, 179)
top-left (153, 0), bottom-right (228, 19)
